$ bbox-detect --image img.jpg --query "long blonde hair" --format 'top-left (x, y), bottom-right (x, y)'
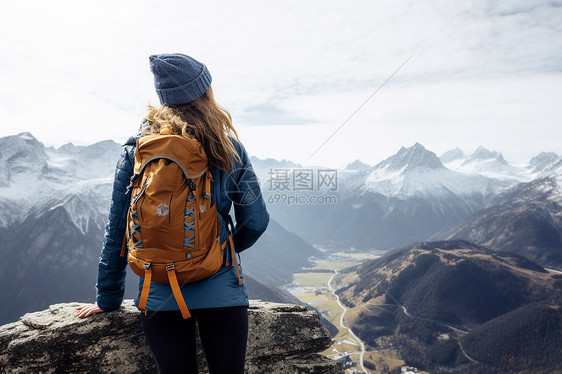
top-left (144, 86), bottom-right (241, 171)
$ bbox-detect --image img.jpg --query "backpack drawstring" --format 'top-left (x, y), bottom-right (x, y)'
top-left (225, 215), bottom-right (243, 286)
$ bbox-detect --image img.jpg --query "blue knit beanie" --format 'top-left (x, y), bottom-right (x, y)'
top-left (149, 53), bottom-right (212, 106)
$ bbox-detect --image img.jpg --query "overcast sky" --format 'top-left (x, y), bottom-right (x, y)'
top-left (1, 0), bottom-right (561, 167)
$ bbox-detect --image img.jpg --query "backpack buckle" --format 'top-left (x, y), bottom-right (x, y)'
top-left (166, 264), bottom-right (175, 272)
top-left (143, 263), bottom-right (151, 270)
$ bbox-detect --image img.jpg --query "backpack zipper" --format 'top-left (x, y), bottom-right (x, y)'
top-left (131, 180), bottom-right (149, 206)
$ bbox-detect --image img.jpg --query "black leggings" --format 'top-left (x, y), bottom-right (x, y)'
top-left (140, 306), bottom-right (248, 374)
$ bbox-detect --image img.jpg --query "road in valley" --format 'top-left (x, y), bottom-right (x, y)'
top-left (365, 302), bottom-right (474, 363)
top-left (328, 270), bottom-right (369, 374)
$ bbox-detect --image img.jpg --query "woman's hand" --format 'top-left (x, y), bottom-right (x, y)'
top-left (76, 303), bottom-right (104, 318)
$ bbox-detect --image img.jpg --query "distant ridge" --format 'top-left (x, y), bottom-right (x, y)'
top-left (345, 159), bottom-right (370, 171)
top-left (435, 177), bottom-right (562, 268)
top-left (439, 147), bottom-right (465, 163)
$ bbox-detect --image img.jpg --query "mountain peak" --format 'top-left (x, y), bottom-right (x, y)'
top-left (16, 132), bottom-right (37, 141)
top-left (0, 132), bottom-right (46, 162)
top-left (0, 132), bottom-right (41, 146)
top-left (249, 156), bottom-right (302, 169)
top-left (377, 143), bottom-right (444, 171)
top-left (345, 159), bottom-right (370, 171)
top-left (412, 142), bottom-right (425, 150)
top-left (466, 146), bottom-right (507, 165)
top-left (529, 152), bottom-right (559, 171)
top-left (440, 147), bottom-right (466, 163)
top-left (58, 142), bottom-right (77, 152)
top-left (471, 146), bottom-right (498, 159)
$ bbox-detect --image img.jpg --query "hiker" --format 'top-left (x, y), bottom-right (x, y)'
top-left (77, 53), bottom-right (269, 374)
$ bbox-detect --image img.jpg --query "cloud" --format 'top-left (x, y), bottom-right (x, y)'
top-left (0, 0), bottom-right (561, 166)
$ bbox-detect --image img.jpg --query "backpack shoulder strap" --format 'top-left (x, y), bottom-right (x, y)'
top-left (224, 215), bottom-right (242, 285)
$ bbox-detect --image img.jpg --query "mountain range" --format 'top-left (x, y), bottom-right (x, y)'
top-left (1, 131), bottom-right (561, 332)
top-left (253, 142), bottom-right (561, 257)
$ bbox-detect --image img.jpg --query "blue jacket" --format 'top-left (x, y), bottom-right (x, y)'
top-left (96, 134), bottom-right (269, 312)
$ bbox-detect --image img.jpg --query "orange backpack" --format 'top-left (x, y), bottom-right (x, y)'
top-left (120, 134), bottom-right (241, 319)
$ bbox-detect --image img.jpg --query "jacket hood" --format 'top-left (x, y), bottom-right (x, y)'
top-left (123, 135), bottom-right (139, 146)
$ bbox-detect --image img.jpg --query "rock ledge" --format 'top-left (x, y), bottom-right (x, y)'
top-left (0, 300), bottom-right (342, 374)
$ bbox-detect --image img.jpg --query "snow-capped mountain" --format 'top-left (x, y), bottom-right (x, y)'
top-left (263, 144), bottom-right (501, 250)
top-left (440, 146), bottom-right (562, 187)
top-left (439, 147), bottom-right (466, 164)
top-left (256, 143), bottom-right (560, 251)
top-left (530, 152), bottom-right (562, 182)
top-left (380, 142), bottom-right (444, 171)
top-left (441, 146), bottom-right (530, 182)
top-left (45, 140), bottom-right (122, 180)
top-left (0, 133), bottom-right (120, 228)
top-left (0, 132), bottom-right (120, 190)
top-left (352, 143), bottom-right (499, 198)
top-left (0, 132), bottom-right (47, 188)
top-left (529, 152), bottom-right (559, 172)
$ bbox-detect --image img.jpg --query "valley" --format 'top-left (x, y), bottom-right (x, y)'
top-left (287, 252), bottom-right (428, 374)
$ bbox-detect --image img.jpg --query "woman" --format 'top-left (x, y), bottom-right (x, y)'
top-left (77, 53), bottom-right (269, 374)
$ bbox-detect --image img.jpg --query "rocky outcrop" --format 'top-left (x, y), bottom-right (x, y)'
top-left (0, 300), bottom-right (342, 374)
